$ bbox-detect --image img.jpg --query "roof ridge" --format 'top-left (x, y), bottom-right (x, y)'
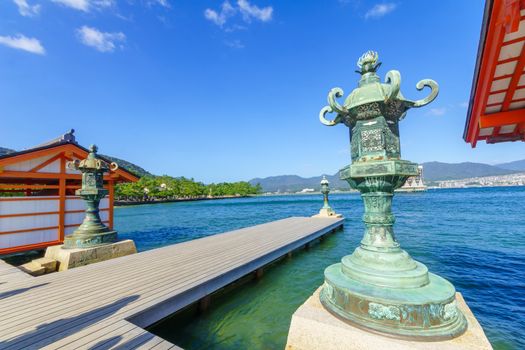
top-left (25, 129), bottom-right (77, 150)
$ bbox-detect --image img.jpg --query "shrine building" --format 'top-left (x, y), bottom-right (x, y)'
top-left (0, 130), bottom-right (138, 255)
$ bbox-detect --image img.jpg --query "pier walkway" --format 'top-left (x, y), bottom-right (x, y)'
top-left (0, 260), bottom-right (31, 284)
top-left (0, 216), bottom-right (343, 349)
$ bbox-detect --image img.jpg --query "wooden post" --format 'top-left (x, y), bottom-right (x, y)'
top-left (255, 268), bottom-right (264, 279)
top-left (199, 295), bottom-right (211, 313)
top-left (108, 180), bottom-right (114, 230)
top-left (58, 157), bottom-right (66, 241)
top-left (25, 180), bottom-right (32, 196)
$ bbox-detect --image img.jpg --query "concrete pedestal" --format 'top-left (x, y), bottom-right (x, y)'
top-left (286, 287), bottom-right (492, 350)
top-left (45, 240), bottom-right (137, 271)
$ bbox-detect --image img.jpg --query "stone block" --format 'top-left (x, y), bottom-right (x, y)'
top-left (45, 240), bottom-right (137, 271)
top-left (18, 262), bottom-right (46, 277)
top-left (32, 257), bottom-right (58, 273)
top-left (286, 287), bottom-right (493, 350)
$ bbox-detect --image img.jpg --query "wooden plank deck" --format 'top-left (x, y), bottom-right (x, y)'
top-left (0, 216), bottom-right (343, 350)
top-left (0, 260), bottom-right (31, 285)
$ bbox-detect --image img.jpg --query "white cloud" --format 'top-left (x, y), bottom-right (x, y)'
top-left (204, 1), bottom-right (236, 27)
top-left (427, 107), bottom-right (447, 116)
top-left (224, 24), bottom-right (247, 32)
top-left (237, 0), bottom-right (272, 22)
top-left (52, 0), bottom-right (89, 11)
top-left (52, 0), bottom-right (114, 12)
top-left (204, 0), bottom-right (272, 27)
top-left (13, 0), bottom-right (41, 17)
top-left (338, 0), bottom-right (361, 9)
top-left (225, 39), bottom-right (244, 49)
top-left (149, 0), bottom-right (170, 7)
top-left (364, 3), bottom-right (396, 19)
top-left (94, 0), bottom-right (114, 8)
top-left (76, 26), bottom-right (125, 52)
top-left (459, 101), bottom-right (469, 108)
top-left (0, 34), bottom-right (45, 55)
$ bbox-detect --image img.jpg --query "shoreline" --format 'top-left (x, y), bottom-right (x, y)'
top-left (260, 183), bottom-right (525, 195)
top-left (114, 184), bottom-right (525, 207)
top-left (114, 195), bottom-right (254, 206)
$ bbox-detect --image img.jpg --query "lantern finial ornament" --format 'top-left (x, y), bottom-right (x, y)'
top-left (356, 50), bottom-right (380, 74)
top-left (318, 51), bottom-right (466, 340)
top-left (63, 145), bottom-right (119, 249)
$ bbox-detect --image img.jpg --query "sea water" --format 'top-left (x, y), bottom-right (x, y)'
top-left (115, 187), bottom-right (525, 350)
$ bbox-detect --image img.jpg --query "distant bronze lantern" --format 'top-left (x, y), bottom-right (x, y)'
top-left (319, 176), bottom-right (335, 216)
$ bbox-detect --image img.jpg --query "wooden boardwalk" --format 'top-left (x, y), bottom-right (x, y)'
top-left (0, 260), bottom-right (31, 285)
top-left (0, 216), bottom-right (343, 350)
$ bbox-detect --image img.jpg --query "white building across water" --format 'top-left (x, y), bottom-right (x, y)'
top-left (398, 165), bottom-right (426, 192)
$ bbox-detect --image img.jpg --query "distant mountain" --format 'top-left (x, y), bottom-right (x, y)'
top-left (420, 161), bottom-right (518, 181)
top-left (0, 145), bottom-right (151, 178)
top-left (496, 159), bottom-right (525, 171)
top-left (250, 160), bottom-right (525, 192)
top-left (100, 154), bottom-right (152, 178)
top-left (249, 173), bottom-right (350, 193)
top-left (0, 147), bottom-right (15, 156)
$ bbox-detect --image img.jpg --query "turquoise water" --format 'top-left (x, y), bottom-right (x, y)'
top-left (115, 187), bottom-right (525, 350)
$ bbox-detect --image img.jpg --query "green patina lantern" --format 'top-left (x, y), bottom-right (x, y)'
top-left (64, 145), bottom-right (119, 249)
top-left (318, 51), bottom-right (467, 339)
top-left (320, 176), bottom-right (335, 215)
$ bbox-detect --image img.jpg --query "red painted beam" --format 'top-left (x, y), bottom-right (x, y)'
top-left (479, 109), bottom-right (525, 128)
top-left (466, 0), bottom-right (506, 147)
top-left (502, 48), bottom-right (525, 110)
top-left (487, 133), bottom-right (525, 143)
top-left (0, 240), bottom-right (62, 255)
top-left (466, 0), bottom-right (525, 146)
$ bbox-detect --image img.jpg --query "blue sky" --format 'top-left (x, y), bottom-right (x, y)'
top-left (1, 0), bottom-right (524, 183)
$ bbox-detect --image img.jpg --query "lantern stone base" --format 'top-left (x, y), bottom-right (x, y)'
top-left (63, 229), bottom-right (118, 249)
top-left (313, 209), bottom-right (343, 218)
top-left (45, 240), bottom-right (137, 271)
top-left (286, 288), bottom-right (492, 350)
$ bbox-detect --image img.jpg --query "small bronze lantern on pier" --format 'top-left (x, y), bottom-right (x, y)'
top-left (318, 51), bottom-right (467, 339)
top-left (319, 176), bottom-right (335, 216)
top-left (64, 145), bottom-right (119, 249)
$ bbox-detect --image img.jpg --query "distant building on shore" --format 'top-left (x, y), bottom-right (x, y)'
top-left (437, 172), bottom-right (525, 188)
top-left (398, 165), bottom-right (426, 192)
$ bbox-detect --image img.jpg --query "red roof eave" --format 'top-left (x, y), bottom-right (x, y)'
top-left (464, 0), bottom-right (525, 147)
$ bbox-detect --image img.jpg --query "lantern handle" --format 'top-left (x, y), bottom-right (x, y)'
top-left (411, 79), bottom-right (439, 107)
top-left (327, 88), bottom-right (348, 115)
top-left (320, 106), bottom-right (344, 126)
top-left (384, 70), bottom-right (401, 101)
top-left (320, 87), bottom-right (348, 126)
top-left (66, 159), bottom-right (80, 170)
